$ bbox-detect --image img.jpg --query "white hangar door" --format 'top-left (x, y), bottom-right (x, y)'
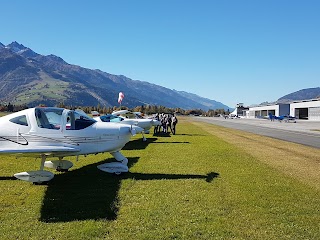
top-left (309, 107), bottom-right (320, 121)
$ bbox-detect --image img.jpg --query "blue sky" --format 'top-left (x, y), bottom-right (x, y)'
top-left (1, 0), bottom-right (319, 107)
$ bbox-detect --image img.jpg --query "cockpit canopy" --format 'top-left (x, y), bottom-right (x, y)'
top-left (99, 114), bottom-right (124, 123)
top-left (34, 107), bottom-right (96, 130)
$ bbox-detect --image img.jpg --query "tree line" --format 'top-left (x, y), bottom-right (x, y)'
top-left (0, 102), bottom-right (230, 117)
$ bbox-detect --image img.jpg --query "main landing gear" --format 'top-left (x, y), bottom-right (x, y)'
top-left (14, 155), bottom-right (73, 184)
top-left (97, 151), bottom-right (129, 175)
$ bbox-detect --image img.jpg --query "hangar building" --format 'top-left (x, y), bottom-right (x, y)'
top-left (246, 98), bottom-right (320, 120)
top-left (247, 104), bottom-right (290, 119)
top-left (290, 99), bottom-right (320, 120)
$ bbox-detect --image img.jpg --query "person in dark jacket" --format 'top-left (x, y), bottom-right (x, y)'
top-left (171, 114), bottom-right (178, 135)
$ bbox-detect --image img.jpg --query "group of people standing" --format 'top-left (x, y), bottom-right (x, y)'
top-left (153, 113), bottom-right (178, 135)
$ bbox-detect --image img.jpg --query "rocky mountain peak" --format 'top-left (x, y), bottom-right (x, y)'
top-left (6, 41), bottom-right (28, 53)
top-left (4, 41), bottom-right (38, 58)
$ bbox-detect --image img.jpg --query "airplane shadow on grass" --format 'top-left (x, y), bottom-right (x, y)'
top-left (0, 176), bottom-right (17, 180)
top-left (39, 157), bottom-right (219, 223)
top-left (174, 133), bottom-right (206, 136)
top-left (123, 138), bottom-right (157, 150)
top-left (123, 138), bottom-right (190, 150)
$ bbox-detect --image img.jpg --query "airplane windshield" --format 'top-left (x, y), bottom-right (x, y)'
top-left (135, 114), bottom-right (145, 119)
top-left (67, 110), bottom-right (96, 130)
top-left (100, 114), bottom-right (123, 122)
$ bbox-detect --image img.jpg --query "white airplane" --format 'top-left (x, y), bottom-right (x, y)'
top-left (111, 110), bottom-right (160, 140)
top-left (95, 110), bottom-right (160, 141)
top-left (0, 107), bottom-right (143, 183)
top-left (94, 113), bottom-right (150, 141)
top-left (94, 113), bottom-right (139, 126)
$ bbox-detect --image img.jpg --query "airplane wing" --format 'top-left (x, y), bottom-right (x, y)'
top-left (0, 146), bottom-right (80, 157)
top-left (112, 110), bottom-right (129, 116)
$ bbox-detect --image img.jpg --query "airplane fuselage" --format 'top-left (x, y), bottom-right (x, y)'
top-left (0, 107), bottom-right (134, 157)
top-left (0, 107), bottom-right (141, 183)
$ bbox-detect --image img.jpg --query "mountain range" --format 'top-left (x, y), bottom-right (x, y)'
top-left (277, 87), bottom-right (320, 103)
top-left (0, 41), bottom-right (231, 111)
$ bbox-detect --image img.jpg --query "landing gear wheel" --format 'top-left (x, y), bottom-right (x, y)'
top-left (56, 166), bottom-right (69, 172)
top-left (44, 160), bottom-right (73, 172)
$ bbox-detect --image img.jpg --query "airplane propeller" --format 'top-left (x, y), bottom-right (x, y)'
top-left (129, 125), bottom-right (143, 137)
top-left (130, 124), bottom-right (136, 136)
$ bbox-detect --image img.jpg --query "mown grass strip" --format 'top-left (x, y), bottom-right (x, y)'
top-left (192, 120), bottom-right (320, 190)
top-left (0, 119), bottom-right (319, 240)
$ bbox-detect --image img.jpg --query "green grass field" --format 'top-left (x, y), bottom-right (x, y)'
top-left (13, 72), bottom-right (70, 105)
top-left (0, 119), bottom-right (319, 239)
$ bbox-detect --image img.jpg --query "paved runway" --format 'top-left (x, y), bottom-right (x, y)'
top-left (193, 117), bottom-right (320, 149)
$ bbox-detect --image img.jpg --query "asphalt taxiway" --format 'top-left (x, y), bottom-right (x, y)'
top-left (193, 117), bottom-right (320, 149)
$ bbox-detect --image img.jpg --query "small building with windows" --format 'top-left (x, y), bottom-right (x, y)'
top-left (247, 103), bottom-right (290, 119)
top-left (229, 103), bottom-right (249, 117)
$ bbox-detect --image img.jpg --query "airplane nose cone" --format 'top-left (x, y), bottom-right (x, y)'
top-left (132, 125), bottom-right (144, 135)
top-left (119, 125), bottom-right (143, 136)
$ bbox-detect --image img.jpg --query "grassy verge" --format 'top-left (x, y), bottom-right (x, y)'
top-left (0, 119), bottom-right (319, 239)
top-left (13, 72), bottom-right (70, 105)
top-left (192, 121), bottom-right (320, 190)
top-left (0, 112), bottom-right (8, 117)
top-left (311, 129), bottom-right (320, 132)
